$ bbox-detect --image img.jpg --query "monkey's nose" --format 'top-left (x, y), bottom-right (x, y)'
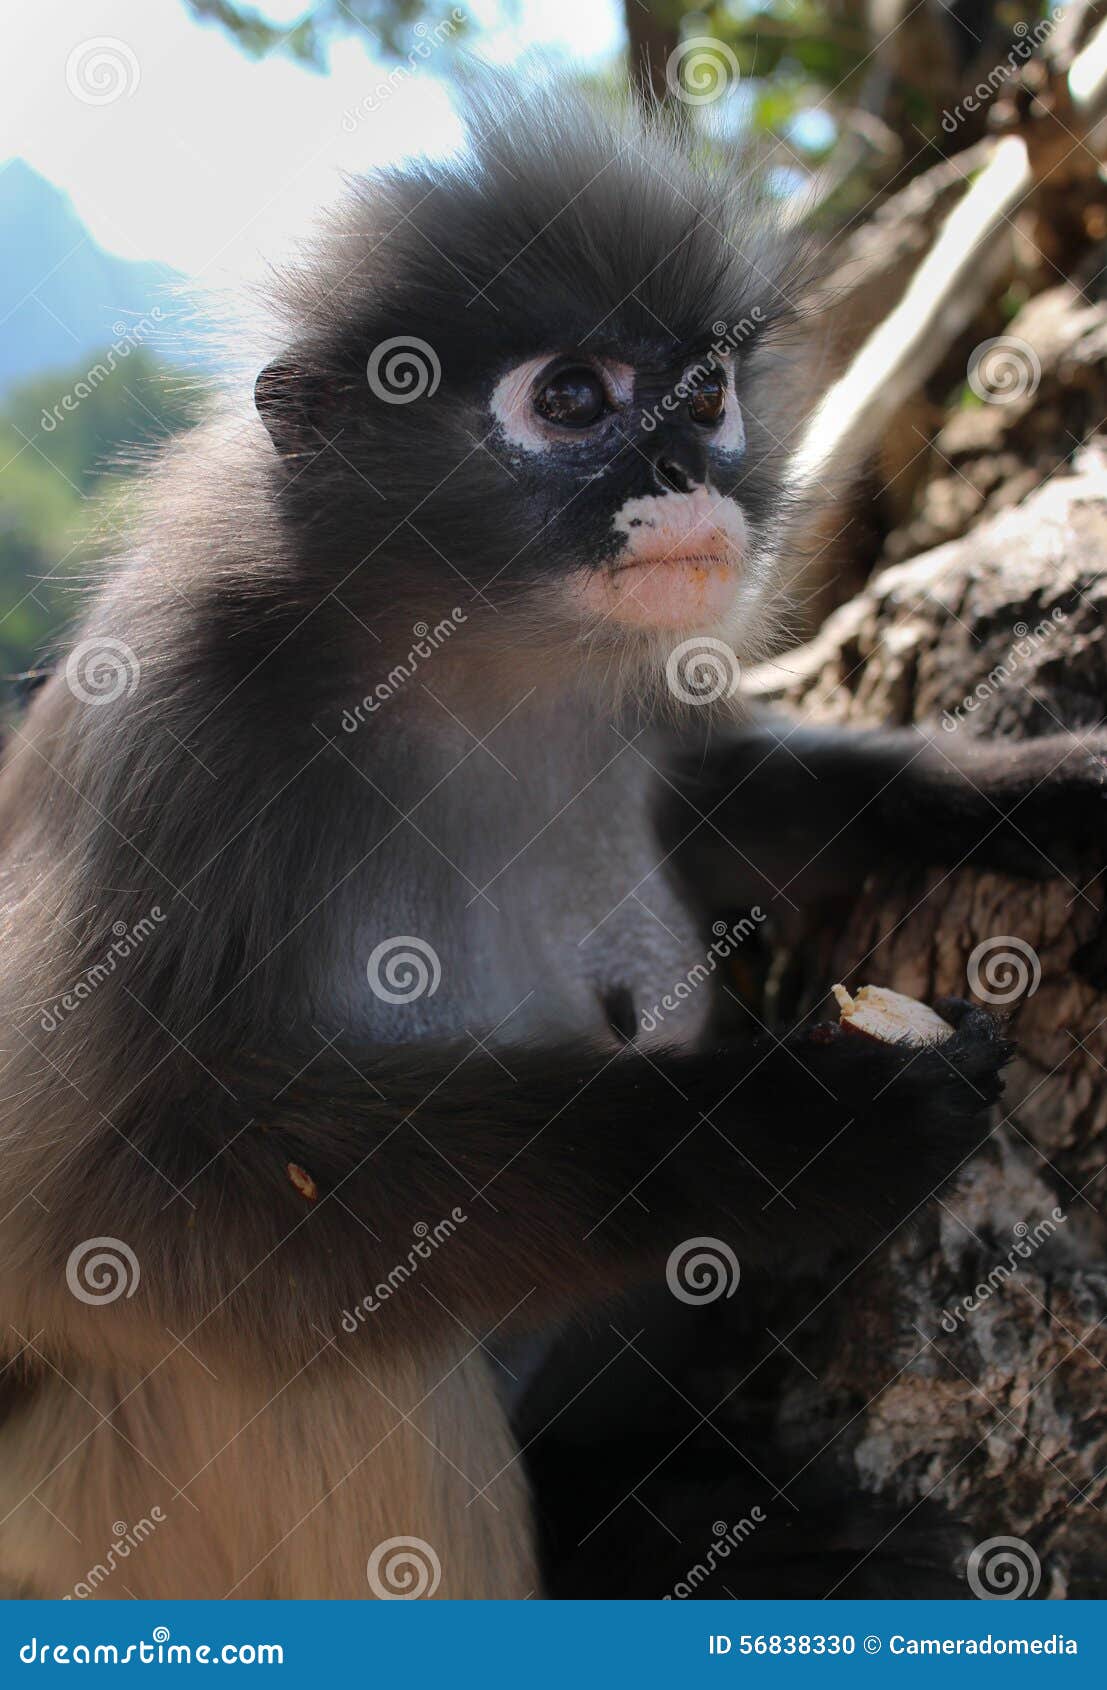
top-left (649, 439), bottom-right (706, 495)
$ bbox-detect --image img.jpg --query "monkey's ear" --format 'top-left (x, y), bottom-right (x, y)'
top-left (254, 355), bottom-right (334, 457)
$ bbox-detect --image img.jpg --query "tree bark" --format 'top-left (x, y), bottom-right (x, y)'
top-left (740, 446), bottom-right (1107, 1598)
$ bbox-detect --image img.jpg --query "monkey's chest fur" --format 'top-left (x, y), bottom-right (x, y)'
top-left (326, 711), bottom-right (713, 1056)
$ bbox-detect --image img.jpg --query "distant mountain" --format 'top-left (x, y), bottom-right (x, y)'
top-left (0, 158), bottom-right (192, 392)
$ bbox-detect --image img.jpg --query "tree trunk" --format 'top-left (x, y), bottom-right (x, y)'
top-left (740, 445), bottom-right (1107, 1598)
top-left (623, 0), bottom-right (680, 102)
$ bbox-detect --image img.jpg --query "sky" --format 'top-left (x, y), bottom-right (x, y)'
top-left (0, 0), bottom-right (625, 284)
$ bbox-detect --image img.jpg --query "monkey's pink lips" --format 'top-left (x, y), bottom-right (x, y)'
top-left (611, 546), bottom-right (735, 574)
top-left (576, 542), bottom-right (742, 630)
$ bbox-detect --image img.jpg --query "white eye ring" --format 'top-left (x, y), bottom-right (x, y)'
top-left (490, 354), bottom-right (634, 454)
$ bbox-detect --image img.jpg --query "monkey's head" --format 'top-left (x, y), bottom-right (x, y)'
top-left (256, 78), bottom-right (806, 689)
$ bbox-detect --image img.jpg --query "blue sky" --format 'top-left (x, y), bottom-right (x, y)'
top-left (1, 0), bottom-right (625, 282)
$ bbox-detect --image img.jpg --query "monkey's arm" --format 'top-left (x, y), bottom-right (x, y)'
top-left (668, 719), bottom-right (1107, 908)
top-left (11, 1006), bottom-right (1006, 1364)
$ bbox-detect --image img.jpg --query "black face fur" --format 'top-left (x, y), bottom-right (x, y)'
top-left (254, 80), bottom-right (805, 656)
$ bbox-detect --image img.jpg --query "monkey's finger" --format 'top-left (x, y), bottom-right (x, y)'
top-left (934, 998), bottom-right (1003, 1040)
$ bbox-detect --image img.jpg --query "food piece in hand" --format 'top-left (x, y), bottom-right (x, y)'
top-left (832, 983), bottom-right (953, 1047)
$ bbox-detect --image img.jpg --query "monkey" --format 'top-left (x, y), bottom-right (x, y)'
top-left (0, 77), bottom-right (1102, 1601)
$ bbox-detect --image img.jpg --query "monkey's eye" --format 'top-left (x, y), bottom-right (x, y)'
top-left (534, 366), bottom-right (607, 428)
top-left (689, 377), bottom-right (725, 426)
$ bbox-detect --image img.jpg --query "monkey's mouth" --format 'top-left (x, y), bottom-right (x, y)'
top-left (572, 541), bottom-right (743, 631)
top-left (565, 488), bottom-right (751, 631)
top-left (612, 547), bottom-right (733, 573)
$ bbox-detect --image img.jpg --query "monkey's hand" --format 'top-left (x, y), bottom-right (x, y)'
top-left (737, 1000), bottom-right (1012, 1257)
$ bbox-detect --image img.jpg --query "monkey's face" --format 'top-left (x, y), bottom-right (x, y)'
top-left (338, 306), bottom-right (796, 676)
top-left (485, 341), bottom-right (766, 640)
top-left (256, 87), bottom-right (802, 678)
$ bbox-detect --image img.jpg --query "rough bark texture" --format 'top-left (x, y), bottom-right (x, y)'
top-left (740, 446), bottom-right (1107, 1599)
top-left (882, 280), bottom-right (1107, 563)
